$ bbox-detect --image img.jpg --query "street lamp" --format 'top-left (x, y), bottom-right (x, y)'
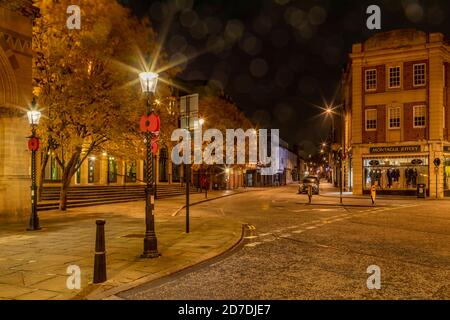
top-left (139, 71), bottom-right (160, 258)
top-left (325, 104), bottom-right (343, 204)
top-left (27, 98), bottom-right (41, 231)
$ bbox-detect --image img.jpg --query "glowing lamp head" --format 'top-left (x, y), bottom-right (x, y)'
top-left (139, 71), bottom-right (159, 93)
top-left (326, 108), bottom-right (332, 114)
top-left (225, 168), bottom-right (230, 174)
top-left (27, 110), bottom-right (41, 126)
top-left (199, 118), bottom-right (205, 125)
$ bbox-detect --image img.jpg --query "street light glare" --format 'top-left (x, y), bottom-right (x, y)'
top-left (139, 71), bottom-right (159, 93)
top-left (27, 110), bottom-right (41, 125)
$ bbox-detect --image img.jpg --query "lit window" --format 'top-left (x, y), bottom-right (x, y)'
top-left (413, 63), bottom-right (426, 86)
top-left (389, 107), bottom-right (401, 129)
top-left (389, 66), bottom-right (401, 88)
top-left (413, 105), bottom-right (426, 128)
top-left (365, 69), bottom-right (377, 91)
top-left (365, 109), bottom-right (377, 130)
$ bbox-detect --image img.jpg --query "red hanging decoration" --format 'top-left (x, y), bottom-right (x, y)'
top-left (140, 113), bottom-right (161, 133)
top-left (28, 137), bottom-right (40, 151)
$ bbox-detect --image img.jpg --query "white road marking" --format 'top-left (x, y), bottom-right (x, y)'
top-left (244, 242), bottom-right (262, 247)
top-left (292, 230), bottom-right (305, 234)
top-left (244, 236), bottom-right (258, 239)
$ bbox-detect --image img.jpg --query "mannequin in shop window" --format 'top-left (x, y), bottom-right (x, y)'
top-left (405, 168), bottom-right (418, 188)
top-left (369, 169), bottom-right (382, 188)
top-left (387, 168), bottom-right (400, 188)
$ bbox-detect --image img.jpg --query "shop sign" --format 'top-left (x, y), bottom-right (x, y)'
top-left (369, 145), bottom-right (420, 154)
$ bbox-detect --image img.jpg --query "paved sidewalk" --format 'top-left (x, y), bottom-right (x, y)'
top-left (0, 189), bottom-right (250, 300)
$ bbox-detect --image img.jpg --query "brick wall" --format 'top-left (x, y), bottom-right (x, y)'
top-left (404, 59), bottom-right (429, 90)
top-left (404, 102), bottom-right (427, 141)
top-left (362, 105), bottom-right (386, 143)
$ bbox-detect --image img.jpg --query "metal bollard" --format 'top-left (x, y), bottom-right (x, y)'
top-left (93, 220), bottom-right (107, 284)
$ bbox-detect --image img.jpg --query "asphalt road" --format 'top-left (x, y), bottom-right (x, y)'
top-left (120, 185), bottom-right (450, 299)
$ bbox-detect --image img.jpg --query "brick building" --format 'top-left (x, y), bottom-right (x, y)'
top-left (342, 29), bottom-right (450, 197)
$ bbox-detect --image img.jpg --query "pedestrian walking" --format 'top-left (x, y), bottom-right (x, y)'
top-left (307, 185), bottom-right (313, 204)
top-left (370, 182), bottom-right (377, 205)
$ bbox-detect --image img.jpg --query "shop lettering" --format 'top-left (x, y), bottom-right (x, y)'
top-left (370, 146), bottom-right (420, 154)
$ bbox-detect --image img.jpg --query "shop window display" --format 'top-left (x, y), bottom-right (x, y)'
top-left (444, 158), bottom-right (450, 191)
top-left (363, 156), bottom-right (428, 190)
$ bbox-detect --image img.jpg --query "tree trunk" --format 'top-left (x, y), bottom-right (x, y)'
top-left (59, 151), bottom-right (80, 211)
top-left (59, 182), bottom-right (69, 211)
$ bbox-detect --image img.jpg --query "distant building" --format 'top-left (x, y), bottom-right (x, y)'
top-left (342, 29), bottom-right (450, 197)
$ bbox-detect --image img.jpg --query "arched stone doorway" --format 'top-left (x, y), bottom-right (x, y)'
top-left (0, 3), bottom-right (37, 221)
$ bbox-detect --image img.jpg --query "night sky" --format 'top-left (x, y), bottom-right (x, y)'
top-left (122, 0), bottom-right (449, 154)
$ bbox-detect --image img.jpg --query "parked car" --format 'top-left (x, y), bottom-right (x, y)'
top-left (298, 176), bottom-right (320, 195)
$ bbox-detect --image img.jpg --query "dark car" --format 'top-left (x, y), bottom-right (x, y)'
top-left (298, 177), bottom-right (320, 195)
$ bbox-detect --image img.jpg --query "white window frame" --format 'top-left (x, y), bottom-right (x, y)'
top-left (388, 106), bottom-right (401, 129)
top-left (413, 105), bottom-right (426, 128)
top-left (365, 109), bottom-right (377, 131)
top-left (388, 66), bottom-right (401, 89)
top-left (365, 69), bottom-right (377, 91)
top-left (413, 63), bottom-right (426, 87)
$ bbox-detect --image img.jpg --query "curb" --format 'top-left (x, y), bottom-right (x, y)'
top-left (82, 223), bottom-right (249, 300)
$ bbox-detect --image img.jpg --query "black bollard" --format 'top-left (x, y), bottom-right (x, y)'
top-left (93, 220), bottom-right (107, 283)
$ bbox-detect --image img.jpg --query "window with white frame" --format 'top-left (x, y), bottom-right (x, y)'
top-left (389, 107), bottom-right (401, 129)
top-left (365, 109), bottom-right (377, 130)
top-left (413, 63), bottom-right (426, 86)
top-left (365, 69), bottom-right (377, 91)
top-left (389, 66), bottom-right (401, 88)
top-left (413, 105), bottom-right (426, 128)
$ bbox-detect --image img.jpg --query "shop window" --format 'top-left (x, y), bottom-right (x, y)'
top-left (172, 164), bottom-right (181, 182)
top-left (125, 161), bottom-right (137, 183)
top-left (365, 69), bottom-right (377, 91)
top-left (363, 157), bottom-right (428, 191)
top-left (108, 158), bottom-right (117, 183)
top-left (365, 109), bottom-right (377, 131)
top-left (413, 105), bottom-right (426, 128)
top-left (44, 155), bottom-right (62, 181)
top-left (413, 63), bottom-right (426, 87)
top-left (159, 147), bottom-right (169, 182)
top-left (444, 158), bottom-right (450, 191)
top-left (389, 107), bottom-right (401, 129)
top-left (388, 66), bottom-right (401, 88)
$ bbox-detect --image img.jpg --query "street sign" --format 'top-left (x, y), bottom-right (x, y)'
top-left (433, 158), bottom-right (441, 167)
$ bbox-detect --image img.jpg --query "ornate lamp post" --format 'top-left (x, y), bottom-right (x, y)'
top-left (27, 98), bottom-right (41, 231)
top-left (138, 71), bottom-right (160, 258)
top-left (325, 105), bottom-right (343, 204)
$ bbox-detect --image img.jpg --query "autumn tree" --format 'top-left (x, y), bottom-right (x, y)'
top-left (33, 0), bottom-right (176, 209)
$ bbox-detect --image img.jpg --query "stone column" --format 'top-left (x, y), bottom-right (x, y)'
top-left (99, 156), bottom-right (108, 185)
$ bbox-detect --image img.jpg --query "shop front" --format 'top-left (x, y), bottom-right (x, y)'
top-left (443, 146), bottom-right (450, 197)
top-left (361, 145), bottom-right (429, 196)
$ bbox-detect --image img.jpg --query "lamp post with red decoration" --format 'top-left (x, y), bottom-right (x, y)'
top-left (27, 98), bottom-right (41, 231)
top-left (138, 71), bottom-right (160, 258)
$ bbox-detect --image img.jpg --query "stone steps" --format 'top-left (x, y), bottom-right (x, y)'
top-left (38, 184), bottom-right (200, 211)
